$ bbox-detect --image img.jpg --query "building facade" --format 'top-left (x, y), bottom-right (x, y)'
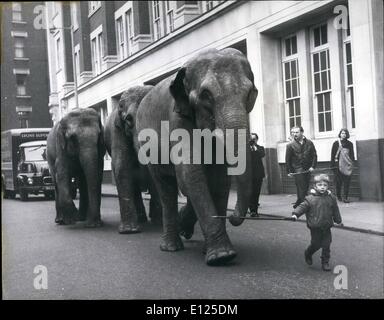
top-left (44, 1), bottom-right (384, 200)
top-left (1, 2), bottom-right (52, 130)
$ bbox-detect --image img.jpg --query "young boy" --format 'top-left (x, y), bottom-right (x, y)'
top-left (292, 174), bottom-right (342, 271)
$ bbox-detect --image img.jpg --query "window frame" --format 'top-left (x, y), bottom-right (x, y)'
top-left (342, 27), bottom-right (355, 131)
top-left (12, 2), bottom-right (22, 22)
top-left (152, 0), bottom-right (164, 41)
top-left (16, 74), bottom-right (27, 96)
top-left (282, 34), bottom-right (302, 136)
top-left (14, 37), bottom-right (25, 58)
top-left (310, 22), bottom-right (334, 136)
top-left (90, 26), bottom-right (103, 76)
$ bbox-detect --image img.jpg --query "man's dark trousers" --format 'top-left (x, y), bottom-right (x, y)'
top-left (294, 172), bottom-right (311, 206)
top-left (306, 228), bottom-right (332, 263)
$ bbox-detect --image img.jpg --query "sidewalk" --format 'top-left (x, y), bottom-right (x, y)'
top-left (102, 184), bottom-right (384, 236)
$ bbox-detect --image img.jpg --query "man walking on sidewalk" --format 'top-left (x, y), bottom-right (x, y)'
top-left (286, 126), bottom-right (317, 208)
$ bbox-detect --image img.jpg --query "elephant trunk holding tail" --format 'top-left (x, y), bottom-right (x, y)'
top-left (104, 85), bottom-right (162, 234)
top-left (47, 108), bottom-right (105, 227)
top-left (136, 48), bottom-right (257, 265)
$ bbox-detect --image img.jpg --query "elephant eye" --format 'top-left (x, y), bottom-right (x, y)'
top-left (200, 89), bottom-right (213, 103)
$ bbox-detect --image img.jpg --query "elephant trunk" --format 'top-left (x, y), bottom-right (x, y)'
top-left (217, 107), bottom-right (252, 226)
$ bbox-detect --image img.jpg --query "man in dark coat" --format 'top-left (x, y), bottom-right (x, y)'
top-left (286, 126), bottom-right (317, 208)
top-left (249, 133), bottom-right (265, 217)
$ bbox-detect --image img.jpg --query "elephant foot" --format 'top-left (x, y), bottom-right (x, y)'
top-left (205, 246), bottom-right (237, 266)
top-left (85, 219), bottom-right (103, 228)
top-left (137, 213), bottom-right (148, 224)
top-left (179, 204), bottom-right (197, 240)
top-left (118, 222), bottom-right (141, 234)
top-left (160, 234), bottom-right (184, 252)
top-left (76, 212), bottom-right (87, 222)
top-left (55, 217), bottom-right (65, 225)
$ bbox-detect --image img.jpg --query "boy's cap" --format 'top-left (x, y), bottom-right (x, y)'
top-left (314, 173), bottom-right (330, 183)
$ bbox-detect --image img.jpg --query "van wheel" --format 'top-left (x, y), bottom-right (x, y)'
top-left (20, 189), bottom-right (29, 201)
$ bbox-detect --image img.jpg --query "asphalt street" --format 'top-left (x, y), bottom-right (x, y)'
top-left (2, 195), bottom-right (383, 299)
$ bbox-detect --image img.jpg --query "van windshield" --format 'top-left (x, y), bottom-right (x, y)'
top-left (23, 145), bottom-right (47, 161)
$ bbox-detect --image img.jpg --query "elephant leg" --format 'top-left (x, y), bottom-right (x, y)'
top-left (135, 187), bottom-right (148, 223)
top-left (179, 199), bottom-right (197, 240)
top-left (175, 164), bottom-right (236, 266)
top-left (80, 152), bottom-right (103, 228)
top-left (150, 166), bottom-right (183, 252)
top-left (78, 171), bottom-right (88, 221)
top-left (55, 160), bottom-right (78, 225)
top-left (149, 181), bottom-right (162, 225)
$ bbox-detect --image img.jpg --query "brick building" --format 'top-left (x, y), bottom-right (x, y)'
top-left (1, 2), bottom-right (52, 130)
top-left (44, 1), bottom-right (383, 200)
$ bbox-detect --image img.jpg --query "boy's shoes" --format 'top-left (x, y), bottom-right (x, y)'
top-left (304, 250), bottom-right (312, 265)
top-left (322, 262), bottom-right (331, 271)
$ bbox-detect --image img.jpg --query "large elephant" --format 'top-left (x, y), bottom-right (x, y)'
top-left (136, 48), bottom-right (258, 265)
top-left (47, 108), bottom-right (105, 227)
top-left (104, 85), bottom-right (162, 234)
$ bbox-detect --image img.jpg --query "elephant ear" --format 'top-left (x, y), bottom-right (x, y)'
top-left (246, 70), bottom-right (258, 113)
top-left (56, 123), bottom-right (67, 153)
top-left (170, 67), bottom-right (193, 119)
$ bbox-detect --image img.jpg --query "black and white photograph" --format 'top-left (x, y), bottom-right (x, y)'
top-left (1, 0), bottom-right (383, 308)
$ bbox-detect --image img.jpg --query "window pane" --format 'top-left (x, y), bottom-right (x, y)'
top-left (324, 92), bottom-right (331, 111)
top-left (350, 87), bottom-right (354, 106)
top-left (292, 79), bottom-right (298, 97)
top-left (288, 100), bottom-right (294, 116)
top-left (328, 70), bottom-right (331, 89)
top-left (290, 118), bottom-right (295, 129)
top-left (291, 60), bottom-right (297, 78)
top-left (320, 51), bottom-right (327, 70)
top-left (284, 62), bottom-right (290, 79)
top-left (351, 107), bottom-right (355, 128)
top-left (325, 112), bottom-right (332, 131)
top-left (346, 42), bottom-right (351, 63)
top-left (295, 99), bottom-right (301, 116)
top-left (347, 65), bottom-right (353, 86)
top-left (321, 71), bottom-right (328, 91)
top-left (314, 27), bottom-right (320, 47)
top-left (285, 38), bottom-right (291, 56)
top-left (318, 113), bottom-right (325, 132)
top-left (286, 81), bottom-right (291, 99)
top-left (296, 116), bottom-right (301, 126)
top-left (321, 24), bottom-right (327, 44)
top-left (314, 73), bottom-right (320, 92)
top-left (317, 94), bottom-right (324, 112)
top-left (291, 36), bottom-right (297, 54)
top-left (313, 53), bottom-right (319, 72)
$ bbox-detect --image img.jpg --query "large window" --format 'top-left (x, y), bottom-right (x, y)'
top-left (116, 17), bottom-right (125, 60)
top-left (14, 37), bottom-right (25, 58)
top-left (125, 9), bottom-right (133, 55)
top-left (12, 2), bottom-right (22, 21)
top-left (91, 27), bottom-right (103, 75)
top-left (311, 24), bottom-right (333, 133)
top-left (152, 1), bottom-right (163, 40)
top-left (343, 16), bottom-right (355, 129)
top-left (165, 1), bottom-right (175, 34)
top-left (16, 74), bottom-right (27, 96)
top-left (282, 35), bottom-right (301, 130)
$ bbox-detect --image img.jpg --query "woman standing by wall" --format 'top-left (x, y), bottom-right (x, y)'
top-left (331, 129), bottom-right (355, 203)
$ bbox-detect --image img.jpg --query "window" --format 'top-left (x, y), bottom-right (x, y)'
top-left (116, 17), bottom-right (125, 60)
top-left (125, 9), bottom-right (133, 55)
top-left (91, 28), bottom-right (103, 75)
top-left (14, 38), bottom-right (24, 58)
top-left (165, 1), bottom-right (174, 34)
top-left (344, 38), bottom-right (355, 128)
top-left (12, 2), bottom-right (22, 21)
top-left (282, 35), bottom-right (301, 130)
top-left (55, 38), bottom-right (62, 70)
top-left (88, 1), bottom-right (101, 15)
top-left (16, 74), bottom-right (27, 96)
top-left (206, 1), bottom-right (214, 11)
top-left (313, 24), bottom-right (328, 47)
top-left (152, 1), bottom-right (163, 40)
top-left (311, 24), bottom-right (333, 133)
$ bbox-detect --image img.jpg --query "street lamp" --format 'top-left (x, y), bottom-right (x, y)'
top-left (49, 25), bottom-right (79, 111)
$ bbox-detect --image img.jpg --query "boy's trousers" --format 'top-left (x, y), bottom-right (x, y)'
top-left (306, 228), bottom-right (332, 263)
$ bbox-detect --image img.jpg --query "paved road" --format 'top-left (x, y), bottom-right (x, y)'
top-left (2, 196), bottom-right (383, 299)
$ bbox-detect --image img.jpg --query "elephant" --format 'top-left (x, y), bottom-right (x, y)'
top-left (136, 48), bottom-right (258, 265)
top-left (47, 108), bottom-right (105, 227)
top-left (104, 85), bottom-right (162, 234)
